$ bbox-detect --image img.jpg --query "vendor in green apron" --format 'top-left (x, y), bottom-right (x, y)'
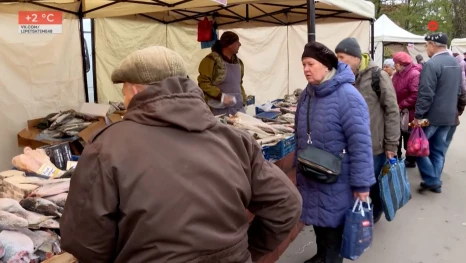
top-left (198, 31), bottom-right (247, 116)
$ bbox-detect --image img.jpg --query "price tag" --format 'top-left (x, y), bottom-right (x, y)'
top-left (18, 11), bottom-right (63, 34)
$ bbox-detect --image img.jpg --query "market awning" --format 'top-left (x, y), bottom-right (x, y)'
top-left (4, 0), bottom-right (374, 22)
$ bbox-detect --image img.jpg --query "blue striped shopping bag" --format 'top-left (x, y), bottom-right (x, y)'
top-left (378, 158), bottom-right (412, 221)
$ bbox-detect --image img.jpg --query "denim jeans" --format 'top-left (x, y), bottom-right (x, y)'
top-left (416, 125), bottom-right (453, 187)
top-left (370, 153), bottom-right (387, 220)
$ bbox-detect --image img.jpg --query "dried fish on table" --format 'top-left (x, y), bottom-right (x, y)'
top-left (280, 107), bottom-right (296, 114)
top-left (0, 230), bottom-right (35, 263)
top-left (0, 198), bottom-right (54, 228)
top-left (38, 219), bottom-right (59, 229)
top-left (233, 122), bottom-right (270, 137)
top-left (278, 113), bottom-right (295, 124)
top-left (270, 124), bottom-right (295, 134)
top-left (20, 197), bottom-right (62, 217)
top-left (44, 193), bottom-right (67, 208)
top-left (0, 211), bottom-right (29, 230)
top-left (256, 135), bottom-right (283, 146)
top-left (28, 180), bottom-right (70, 198)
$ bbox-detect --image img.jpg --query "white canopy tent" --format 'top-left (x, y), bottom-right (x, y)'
top-left (451, 38), bottom-right (466, 54)
top-left (374, 14), bottom-right (427, 67)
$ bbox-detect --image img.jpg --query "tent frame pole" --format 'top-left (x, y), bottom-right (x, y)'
top-left (370, 18), bottom-right (375, 59)
top-left (307, 0), bottom-right (316, 42)
top-left (78, 6), bottom-right (89, 103)
top-left (91, 19), bottom-right (98, 103)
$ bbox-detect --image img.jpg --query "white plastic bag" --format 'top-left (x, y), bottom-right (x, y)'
top-left (401, 109), bottom-right (409, 132)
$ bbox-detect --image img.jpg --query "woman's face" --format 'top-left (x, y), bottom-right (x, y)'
top-left (383, 65), bottom-right (394, 76)
top-left (394, 63), bottom-right (404, 72)
top-left (302, 57), bottom-right (329, 85)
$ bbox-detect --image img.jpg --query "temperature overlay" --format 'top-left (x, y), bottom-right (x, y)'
top-left (18, 11), bottom-right (63, 34)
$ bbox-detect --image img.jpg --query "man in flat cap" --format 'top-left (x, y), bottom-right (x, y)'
top-left (60, 46), bottom-right (302, 263)
top-left (335, 37), bottom-right (400, 223)
top-left (198, 31), bottom-right (247, 115)
top-left (415, 33), bottom-right (463, 194)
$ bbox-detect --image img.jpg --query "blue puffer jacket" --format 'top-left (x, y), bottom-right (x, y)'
top-left (295, 62), bottom-right (375, 228)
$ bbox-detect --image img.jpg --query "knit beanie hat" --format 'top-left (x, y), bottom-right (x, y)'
top-left (111, 46), bottom-right (188, 84)
top-left (302, 41), bottom-right (339, 70)
top-left (393, 52), bottom-right (412, 66)
top-left (383, 59), bottom-right (395, 69)
top-left (335, 38), bottom-right (362, 59)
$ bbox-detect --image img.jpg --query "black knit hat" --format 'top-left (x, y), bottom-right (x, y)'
top-left (302, 41), bottom-right (339, 70)
top-left (335, 38), bottom-right (362, 59)
top-left (425, 32), bottom-right (448, 45)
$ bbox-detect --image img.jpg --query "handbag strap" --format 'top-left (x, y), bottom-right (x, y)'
top-left (304, 90), bottom-right (346, 156)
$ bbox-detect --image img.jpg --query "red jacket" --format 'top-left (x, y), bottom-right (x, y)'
top-left (392, 63), bottom-right (420, 122)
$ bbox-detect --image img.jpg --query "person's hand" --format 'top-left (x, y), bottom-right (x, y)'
top-left (222, 94), bottom-right (236, 106)
top-left (354, 191), bottom-right (370, 202)
top-left (413, 118), bottom-right (423, 127)
top-left (385, 151), bottom-right (397, 159)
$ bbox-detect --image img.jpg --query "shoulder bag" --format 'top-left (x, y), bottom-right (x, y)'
top-left (297, 92), bottom-right (345, 184)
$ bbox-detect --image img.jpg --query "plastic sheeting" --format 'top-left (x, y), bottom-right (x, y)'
top-left (95, 16), bottom-right (370, 105)
top-left (0, 3), bottom-right (84, 170)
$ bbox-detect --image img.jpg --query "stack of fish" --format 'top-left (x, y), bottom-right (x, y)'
top-left (220, 112), bottom-right (294, 147)
top-left (108, 101), bottom-right (125, 114)
top-left (37, 110), bottom-right (98, 139)
top-left (0, 178), bottom-right (70, 263)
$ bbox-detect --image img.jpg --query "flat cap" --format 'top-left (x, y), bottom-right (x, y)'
top-left (111, 46), bottom-right (188, 84)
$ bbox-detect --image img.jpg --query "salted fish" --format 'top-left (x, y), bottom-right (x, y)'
top-left (0, 211), bottom-right (29, 230)
top-left (0, 230), bottom-right (34, 262)
top-left (28, 180), bottom-right (70, 198)
top-left (44, 193), bottom-right (67, 207)
top-left (0, 198), bottom-right (53, 228)
top-left (20, 197), bottom-right (62, 217)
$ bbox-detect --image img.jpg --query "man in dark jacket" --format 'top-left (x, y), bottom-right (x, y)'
top-left (335, 38), bottom-right (400, 223)
top-left (60, 46), bottom-right (302, 263)
top-left (415, 33), bottom-right (463, 194)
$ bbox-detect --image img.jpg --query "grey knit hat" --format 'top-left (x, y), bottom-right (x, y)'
top-left (111, 46), bottom-right (188, 84)
top-left (335, 38), bottom-right (362, 59)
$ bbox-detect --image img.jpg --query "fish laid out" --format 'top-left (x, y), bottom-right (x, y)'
top-left (28, 180), bottom-right (70, 198)
top-left (0, 230), bottom-right (34, 262)
top-left (19, 198), bottom-right (62, 218)
top-left (0, 199), bottom-right (54, 228)
top-left (44, 193), bottom-right (67, 208)
top-left (38, 219), bottom-right (60, 230)
top-left (38, 109), bottom-right (98, 139)
top-left (0, 211), bottom-right (29, 230)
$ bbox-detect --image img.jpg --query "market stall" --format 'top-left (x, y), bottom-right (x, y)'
top-left (451, 38), bottom-right (466, 54)
top-left (374, 14), bottom-right (427, 67)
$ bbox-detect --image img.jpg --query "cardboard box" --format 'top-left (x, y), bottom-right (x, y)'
top-left (17, 103), bottom-right (123, 152)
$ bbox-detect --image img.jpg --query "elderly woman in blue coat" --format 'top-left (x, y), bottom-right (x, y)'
top-left (295, 41), bottom-right (376, 263)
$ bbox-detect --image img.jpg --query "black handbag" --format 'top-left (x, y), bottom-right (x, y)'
top-left (297, 93), bottom-right (345, 184)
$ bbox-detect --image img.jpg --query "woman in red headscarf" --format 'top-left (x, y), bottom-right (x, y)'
top-left (392, 52), bottom-right (420, 168)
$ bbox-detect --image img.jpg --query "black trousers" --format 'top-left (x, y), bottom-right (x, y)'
top-left (313, 225), bottom-right (344, 263)
top-left (397, 129), bottom-right (416, 163)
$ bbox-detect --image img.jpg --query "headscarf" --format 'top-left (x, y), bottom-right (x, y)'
top-left (383, 58), bottom-right (395, 69)
top-left (393, 52), bottom-right (412, 66)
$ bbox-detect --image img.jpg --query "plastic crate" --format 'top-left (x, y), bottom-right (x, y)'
top-left (266, 135), bottom-right (296, 161)
top-left (255, 111), bottom-right (281, 120)
top-left (261, 146), bottom-right (270, 160)
top-left (255, 99), bottom-right (283, 115)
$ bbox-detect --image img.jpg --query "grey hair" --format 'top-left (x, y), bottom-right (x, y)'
top-left (432, 42), bottom-right (447, 48)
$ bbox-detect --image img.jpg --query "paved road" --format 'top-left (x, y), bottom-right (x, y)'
top-left (278, 116), bottom-right (466, 263)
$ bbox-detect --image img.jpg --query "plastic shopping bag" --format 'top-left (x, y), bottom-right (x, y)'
top-left (400, 110), bottom-right (409, 132)
top-left (340, 199), bottom-right (373, 261)
top-left (378, 158), bottom-right (411, 221)
top-left (406, 126), bottom-right (429, 157)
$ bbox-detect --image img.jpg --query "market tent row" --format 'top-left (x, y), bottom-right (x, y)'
top-left (0, 2), bottom-right (85, 170)
top-left (91, 0), bottom-right (375, 104)
top-left (0, 0), bottom-right (374, 171)
top-left (451, 38), bottom-right (466, 54)
top-left (374, 14), bottom-right (427, 67)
